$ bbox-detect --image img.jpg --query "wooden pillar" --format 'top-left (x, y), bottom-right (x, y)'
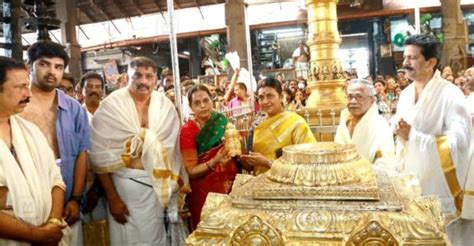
top-left (56, 0), bottom-right (82, 79)
top-left (441, 0), bottom-right (468, 74)
top-left (2, 0), bottom-right (22, 59)
top-left (225, 0), bottom-right (248, 69)
top-left (189, 37), bottom-right (202, 78)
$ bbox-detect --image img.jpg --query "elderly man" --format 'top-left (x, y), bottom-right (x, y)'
top-left (392, 34), bottom-right (472, 245)
top-left (21, 41), bottom-right (90, 246)
top-left (0, 56), bottom-right (67, 245)
top-left (335, 79), bottom-right (394, 163)
top-left (90, 57), bottom-right (189, 245)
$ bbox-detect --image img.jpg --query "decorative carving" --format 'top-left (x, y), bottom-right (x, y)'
top-left (332, 62), bottom-right (345, 80)
top-left (200, 193), bottom-right (229, 224)
top-left (234, 170), bottom-right (399, 211)
top-left (230, 215), bottom-right (283, 246)
top-left (264, 143), bottom-right (377, 189)
top-left (186, 143), bottom-right (448, 245)
top-left (347, 220), bottom-right (398, 246)
top-left (309, 64), bottom-right (320, 81)
top-left (232, 174), bottom-right (254, 189)
top-left (321, 65), bottom-right (331, 80)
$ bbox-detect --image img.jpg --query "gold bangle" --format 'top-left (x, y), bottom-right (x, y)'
top-left (47, 218), bottom-right (63, 226)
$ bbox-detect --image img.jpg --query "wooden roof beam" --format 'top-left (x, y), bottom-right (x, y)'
top-left (152, 0), bottom-right (167, 23)
top-left (192, 0), bottom-right (204, 19)
top-left (132, 0), bottom-right (145, 15)
top-left (92, 1), bottom-right (122, 34)
top-left (91, 0), bottom-right (114, 21)
top-left (174, 0), bottom-right (181, 9)
top-left (78, 5), bottom-right (98, 23)
top-left (110, 0), bottom-right (129, 18)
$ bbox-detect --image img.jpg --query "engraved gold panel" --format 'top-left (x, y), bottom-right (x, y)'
top-left (186, 143), bottom-right (448, 245)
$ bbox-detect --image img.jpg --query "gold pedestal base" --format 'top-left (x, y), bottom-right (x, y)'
top-left (186, 143), bottom-right (448, 245)
top-left (303, 80), bottom-right (347, 141)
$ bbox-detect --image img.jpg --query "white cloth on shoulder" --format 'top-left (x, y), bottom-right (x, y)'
top-left (0, 115), bottom-right (67, 245)
top-left (335, 103), bottom-right (395, 163)
top-left (392, 70), bottom-right (471, 220)
top-left (90, 87), bottom-right (189, 215)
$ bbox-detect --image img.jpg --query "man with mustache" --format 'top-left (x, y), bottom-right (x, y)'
top-left (21, 41), bottom-right (90, 246)
top-left (80, 71), bottom-right (104, 122)
top-left (334, 79), bottom-right (394, 163)
top-left (0, 56), bottom-right (68, 245)
top-left (392, 34), bottom-right (473, 245)
top-left (90, 57), bottom-right (189, 245)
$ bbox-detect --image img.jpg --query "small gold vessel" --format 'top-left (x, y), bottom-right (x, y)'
top-left (186, 143), bottom-right (448, 245)
top-left (225, 122), bottom-right (242, 157)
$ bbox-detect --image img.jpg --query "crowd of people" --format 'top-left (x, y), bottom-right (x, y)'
top-left (0, 33), bottom-right (473, 246)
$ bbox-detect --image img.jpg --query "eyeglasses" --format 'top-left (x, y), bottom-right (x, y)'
top-left (58, 86), bottom-right (74, 94)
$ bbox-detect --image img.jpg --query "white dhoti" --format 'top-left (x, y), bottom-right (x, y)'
top-left (108, 169), bottom-right (188, 246)
top-left (393, 70), bottom-right (473, 245)
top-left (295, 61), bottom-right (309, 79)
top-left (69, 221), bottom-right (83, 246)
top-left (109, 169), bottom-right (166, 245)
top-left (90, 88), bottom-right (190, 245)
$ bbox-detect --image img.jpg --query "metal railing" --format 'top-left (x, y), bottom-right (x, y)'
top-left (299, 108), bottom-right (338, 140)
top-left (219, 105), bottom-right (255, 132)
top-left (218, 106), bottom-right (339, 141)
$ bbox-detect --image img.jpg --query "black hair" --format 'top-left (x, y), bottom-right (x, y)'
top-left (404, 34), bottom-right (441, 71)
top-left (62, 72), bottom-right (75, 86)
top-left (187, 84), bottom-right (212, 105)
top-left (258, 77), bottom-right (283, 94)
top-left (374, 80), bottom-right (386, 87)
top-left (27, 41), bottom-right (69, 67)
top-left (0, 56), bottom-right (27, 91)
top-left (236, 82), bottom-right (247, 92)
top-left (129, 56), bottom-right (157, 73)
top-left (80, 71), bottom-right (105, 88)
top-left (283, 88), bottom-right (294, 102)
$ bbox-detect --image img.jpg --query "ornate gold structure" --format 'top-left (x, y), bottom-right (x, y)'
top-left (186, 143), bottom-right (448, 245)
top-left (225, 122), bottom-right (242, 157)
top-left (305, 0), bottom-right (347, 113)
top-left (300, 0), bottom-right (347, 141)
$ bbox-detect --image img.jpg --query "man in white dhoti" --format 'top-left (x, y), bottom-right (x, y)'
top-left (21, 41), bottom-right (90, 246)
top-left (0, 56), bottom-right (68, 245)
top-left (335, 79), bottom-right (394, 163)
top-left (292, 40), bottom-right (310, 79)
top-left (462, 73), bottom-right (474, 225)
top-left (90, 57), bottom-right (189, 245)
top-left (392, 34), bottom-right (473, 245)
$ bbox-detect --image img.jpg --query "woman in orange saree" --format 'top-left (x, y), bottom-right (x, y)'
top-left (179, 85), bottom-right (238, 229)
